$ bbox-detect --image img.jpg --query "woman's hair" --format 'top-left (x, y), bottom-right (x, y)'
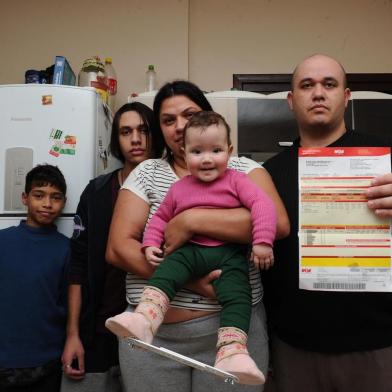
top-left (109, 102), bottom-right (162, 162)
top-left (25, 164), bottom-right (66, 196)
top-left (152, 80), bottom-right (213, 161)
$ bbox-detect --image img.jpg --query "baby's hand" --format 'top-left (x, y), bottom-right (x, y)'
top-left (250, 244), bottom-right (274, 270)
top-left (145, 246), bottom-right (164, 267)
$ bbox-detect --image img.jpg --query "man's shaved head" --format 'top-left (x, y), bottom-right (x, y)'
top-left (291, 54), bottom-right (348, 90)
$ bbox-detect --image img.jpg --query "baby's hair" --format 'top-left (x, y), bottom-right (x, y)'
top-left (183, 111), bottom-right (231, 146)
top-left (25, 164), bottom-right (67, 196)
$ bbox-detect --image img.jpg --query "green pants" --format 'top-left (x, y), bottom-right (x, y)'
top-left (148, 243), bottom-right (252, 333)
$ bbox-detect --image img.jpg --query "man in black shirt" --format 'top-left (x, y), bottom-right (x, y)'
top-left (263, 54), bottom-right (392, 392)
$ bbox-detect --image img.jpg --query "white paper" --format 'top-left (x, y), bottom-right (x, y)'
top-left (298, 147), bottom-right (392, 292)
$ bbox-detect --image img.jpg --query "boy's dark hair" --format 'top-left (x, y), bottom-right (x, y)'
top-left (153, 80), bottom-right (213, 161)
top-left (109, 102), bottom-right (162, 162)
top-left (25, 164), bottom-right (67, 195)
top-left (183, 111), bottom-right (231, 145)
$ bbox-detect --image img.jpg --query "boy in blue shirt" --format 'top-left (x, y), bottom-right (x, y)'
top-left (0, 164), bottom-right (70, 391)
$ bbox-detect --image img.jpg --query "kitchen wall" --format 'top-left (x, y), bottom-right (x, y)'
top-left (0, 0), bottom-right (189, 108)
top-left (189, 0), bottom-right (392, 91)
top-left (1, 0), bottom-right (392, 109)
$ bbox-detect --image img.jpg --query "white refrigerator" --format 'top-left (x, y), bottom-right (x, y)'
top-left (0, 84), bottom-right (120, 237)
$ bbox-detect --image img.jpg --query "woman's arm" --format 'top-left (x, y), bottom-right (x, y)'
top-left (106, 189), bottom-right (155, 278)
top-left (106, 188), bottom-right (220, 298)
top-left (164, 208), bottom-right (250, 255)
top-left (164, 167), bottom-right (290, 255)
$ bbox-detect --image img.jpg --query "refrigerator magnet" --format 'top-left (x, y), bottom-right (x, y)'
top-left (61, 135), bottom-right (77, 155)
top-left (42, 95), bottom-right (53, 105)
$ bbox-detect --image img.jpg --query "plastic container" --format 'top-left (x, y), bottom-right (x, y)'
top-left (39, 70), bottom-right (50, 84)
top-left (104, 57), bottom-right (117, 111)
top-left (25, 70), bottom-right (40, 84)
top-left (145, 64), bottom-right (156, 92)
top-left (78, 56), bottom-right (108, 104)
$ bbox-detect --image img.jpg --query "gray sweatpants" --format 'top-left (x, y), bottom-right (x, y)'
top-left (60, 366), bottom-right (122, 392)
top-left (119, 302), bottom-right (268, 392)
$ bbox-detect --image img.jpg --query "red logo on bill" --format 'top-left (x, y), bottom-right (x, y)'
top-left (301, 268), bottom-right (311, 273)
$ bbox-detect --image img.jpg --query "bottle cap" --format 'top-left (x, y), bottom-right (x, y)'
top-left (148, 65), bottom-right (155, 71)
top-left (105, 57), bottom-right (113, 64)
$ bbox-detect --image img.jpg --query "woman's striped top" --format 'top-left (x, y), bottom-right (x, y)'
top-left (122, 156), bottom-right (264, 311)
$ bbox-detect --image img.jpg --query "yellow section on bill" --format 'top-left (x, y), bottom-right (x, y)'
top-left (301, 257), bottom-right (391, 268)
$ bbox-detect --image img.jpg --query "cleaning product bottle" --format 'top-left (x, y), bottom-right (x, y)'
top-left (145, 64), bottom-right (156, 92)
top-left (105, 57), bottom-right (117, 111)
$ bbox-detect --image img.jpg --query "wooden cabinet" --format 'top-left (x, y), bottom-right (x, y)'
top-left (233, 73), bottom-right (392, 95)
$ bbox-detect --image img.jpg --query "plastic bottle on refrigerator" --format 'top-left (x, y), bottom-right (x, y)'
top-left (145, 64), bottom-right (156, 92)
top-left (78, 56), bottom-right (108, 105)
top-left (105, 57), bottom-right (117, 111)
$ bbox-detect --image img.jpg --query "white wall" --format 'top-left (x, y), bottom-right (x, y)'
top-left (1, 0), bottom-right (392, 109)
top-left (189, 0), bottom-right (392, 91)
top-left (0, 0), bottom-right (189, 109)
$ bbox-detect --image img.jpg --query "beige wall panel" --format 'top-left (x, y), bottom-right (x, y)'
top-left (3, 0), bottom-right (392, 101)
top-left (189, 0), bottom-right (392, 91)
top-left (0, 0), bottom-right (189, 109)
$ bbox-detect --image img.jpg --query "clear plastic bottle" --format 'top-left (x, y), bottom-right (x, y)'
top-left (105, 57), bottom-right (117, 111)
top-left (145, 64), bottom-right (156, 92)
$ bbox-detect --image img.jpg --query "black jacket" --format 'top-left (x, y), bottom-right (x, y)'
top-left (68, 170), bottom-right (121, 346)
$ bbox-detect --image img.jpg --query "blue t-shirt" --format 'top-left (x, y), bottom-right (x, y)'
top-left (0, 221), bottom-right (69, 368)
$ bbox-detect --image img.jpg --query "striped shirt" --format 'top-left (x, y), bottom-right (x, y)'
top-left (122, 156), bottom-right (264, 311)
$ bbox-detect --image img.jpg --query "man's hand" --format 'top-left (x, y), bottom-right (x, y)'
top-left (251, 244), bottom-right (274, 270)
top-left (367, 173), bottom-right (392, 217)
top-left (61, 334), bottom-right (85, 380)
top-left (187, 269), bottom-right (222, 299)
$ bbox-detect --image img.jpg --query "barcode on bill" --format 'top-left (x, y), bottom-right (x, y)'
top-left (313, 282), bottom-right (366, 290)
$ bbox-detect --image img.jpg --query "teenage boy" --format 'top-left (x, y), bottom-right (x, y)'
top-left (0, 164), bottom-right (70, 392)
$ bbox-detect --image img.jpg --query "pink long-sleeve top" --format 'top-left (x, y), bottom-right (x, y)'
top-left (142, 169), bottom-right (277, 249)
